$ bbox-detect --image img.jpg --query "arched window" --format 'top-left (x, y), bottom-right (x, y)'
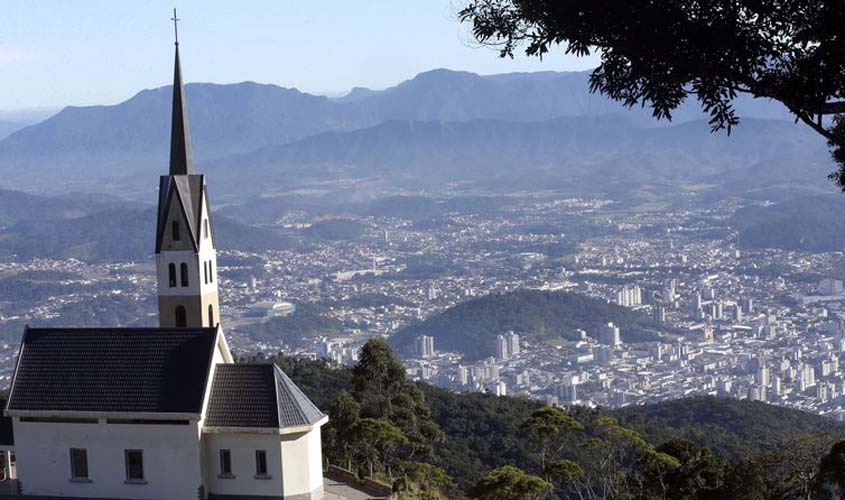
top-left (208, 305), bottom-right (214, 327)
top-left (172, 221), bottom-right (181, 241)
top-left (180, 263), bottom-right (189, 287)
top-left (204, 219), bottom-right (209, 239)
top-left (168, 263), bottom-right (176, 287)
top-left (174, 306), bottom-right (187, 328)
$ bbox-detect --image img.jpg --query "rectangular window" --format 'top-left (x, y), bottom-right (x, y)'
top-left (209, 261), bottom-right (213, 283)
top-left (124, 450), bottom-right (144, 481)
top-left (70, 448), bottom-right (88, 479)
top-left (204, 219), bottom-right (209, 239)
top-left (255, 450), bottom-right (268, 476)
top-left (219, 449), bottom-right (232, 476)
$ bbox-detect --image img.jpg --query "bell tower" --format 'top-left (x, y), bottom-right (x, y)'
top-left (155, 14), bottom-right (220, 328)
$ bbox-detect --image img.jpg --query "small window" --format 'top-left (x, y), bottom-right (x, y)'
top-left (219, 449), bottom-right (232, 477)
top-left (209, 261), bottom-right (213, 283)
top-left (172, 221), bottom-right (181, 241)
top-left (70, 448), bottom-right (88, 479)
top-left (180, 263), bottom-right (189, 287)
top-left (203, 261), bottom-right (208, 284)
top-left (175, 306), bottom-right (187, 328)
top-left (208, 305), bottom-right (214, 327)
top-left (124, 450), bottom-right (144, 481)
top-left (255, 450), bottom-right (268, 477)
top-left (204, 219), bottom-right (209, 239)
top-left (168, 263), bottom-right (177, 288)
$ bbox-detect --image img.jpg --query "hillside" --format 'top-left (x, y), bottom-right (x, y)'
top-left (277, 355), bottom-right (845, 491)
top-left (391, 289), bottom-right (664, 360)
top-left (204, 116), bottom-right (831, 198)
top-left (0, 205), bottom-right (296, 262)
top-left (614, 396), bottom-right (845, 458)
top-left (732, 195), bottom-right (845, 252)
top-left (0, 69), bottom-right (807, 197)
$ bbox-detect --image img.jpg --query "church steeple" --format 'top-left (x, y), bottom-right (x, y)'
top-left (169, 9), bottom-right (194, 175)
top-left (155, 12), bottom-right (220, 329)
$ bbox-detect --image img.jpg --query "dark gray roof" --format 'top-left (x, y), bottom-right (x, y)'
top-left (7, 327), bottom-right (218, 414)
top-left (205, 364), bottom-right (325, 429)
top-left (169, 43), bottom-right (194, 175)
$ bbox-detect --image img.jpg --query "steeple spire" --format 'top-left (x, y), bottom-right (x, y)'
top-left (169, 9), bottom-right (194, 175)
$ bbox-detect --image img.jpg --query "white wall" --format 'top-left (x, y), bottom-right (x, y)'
top-left (203, 433), bottom-right (284, 497)
top-left (280, 427), bottom-right (324, 497)
top-left (204, 426), bottom-right (324, 499)
top-left (14, 418), bottom-right (204, 500)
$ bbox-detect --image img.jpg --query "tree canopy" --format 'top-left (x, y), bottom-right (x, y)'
top-left (459, 0), bottom-right (845, 187)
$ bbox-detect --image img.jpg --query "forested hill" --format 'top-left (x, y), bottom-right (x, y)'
top-left (273, 353), bottom-right (845, 495)
top-left (390, 289), bottom-right (664, 360)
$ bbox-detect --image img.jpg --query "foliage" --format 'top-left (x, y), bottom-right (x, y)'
top-left (392, 289), bottom-right (663, 359)
top-left (268, 350), bottom-right (845, 498)
top-left (813, 440), bottom-right (845, 500)
top-left (521, 406), bottom-right (583, 472)
top-left (468, 465), bottom-right (551, 500)
top-left (459, 0), bottom-right (845, 186)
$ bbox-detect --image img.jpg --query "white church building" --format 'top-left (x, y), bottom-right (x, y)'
top-left (2, 32), bottom-right (327, 500)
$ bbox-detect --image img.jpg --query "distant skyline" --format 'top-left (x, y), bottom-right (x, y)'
top-left (0, 0), bottom-right (600, 112)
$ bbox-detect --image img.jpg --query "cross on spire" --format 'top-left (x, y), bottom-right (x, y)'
top-left (171, 8), bottom-right (180, 45)
top-left (168, 8), bottom-right (194, 175)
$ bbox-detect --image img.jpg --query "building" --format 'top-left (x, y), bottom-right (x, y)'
top-left (496, 331), bottom-right (521, 360)
top-left (415, 335), bottom-right (435, 358)
top-left (616, 286), bottom-right (642, 307)
top-left (599, 322), bottom-right (621, 346)
top-left (3, 38), bottom-right (327, 500)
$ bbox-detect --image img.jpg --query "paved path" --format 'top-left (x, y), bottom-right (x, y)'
top-left (323, 476), bottom-right (387, 500)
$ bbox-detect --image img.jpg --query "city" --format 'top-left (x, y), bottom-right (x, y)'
top-left (3, 189), bottom-right (845, 420)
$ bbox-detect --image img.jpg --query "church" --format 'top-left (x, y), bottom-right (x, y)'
top-left (2, 32), bottom-right (327, 500)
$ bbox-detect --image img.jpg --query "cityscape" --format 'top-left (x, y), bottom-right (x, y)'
top-left (3, 190), bottom-right (845, 419)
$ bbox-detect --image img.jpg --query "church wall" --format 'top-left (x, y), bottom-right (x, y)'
top-left (203, 432), bottom-right (284, 497)
top-left (280, 427), bottom-right (324, 498)
top-left (14, 418), bottom-right (204, 500)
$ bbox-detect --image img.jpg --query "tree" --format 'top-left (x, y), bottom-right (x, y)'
top-left (355, 418), bottom-right (409, 479)
top-left (644, 438), bottom-right (726, 500)
top-left (521, 406), bottom-right (584, 473)
top-left (324, 391), bottom-right (361, 470)
top-left (468, 465), bottom-right (552, 500)
top-left (352, 337), bottom-right (443, 461)
top-left (719, 458), bottom-right (766, 500)
top-left (458, 1), bottom-right (845, 187)
top-left (813, 440), bottom-right (845, 500)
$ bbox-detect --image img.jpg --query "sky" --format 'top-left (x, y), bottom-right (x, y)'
top-left (0, 0), bottom-right (600, 113)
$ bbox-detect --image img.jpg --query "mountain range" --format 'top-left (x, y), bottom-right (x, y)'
top-left (0, 68), bottom-right (821, 200)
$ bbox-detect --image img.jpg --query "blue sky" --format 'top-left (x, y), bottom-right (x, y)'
top-left (0, 0), bottom-right (599, 111)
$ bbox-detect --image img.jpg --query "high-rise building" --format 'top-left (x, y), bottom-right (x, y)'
top-left (496, 335), bottom-right (509, 360)
top-left (652, 305), bottom-right (666, 323)
top-left (740, 297), bottom-right (754, 314)
top-left (599, 322), bottom-right (621, 346)
top-left (616, 286), bottom-right (642, 307)
top-left (756, 365), bottom-right (770, 387)
top-left (506, 331), bottom-right (520, 357)
top-left (415, 335), bottom-right (435, 358)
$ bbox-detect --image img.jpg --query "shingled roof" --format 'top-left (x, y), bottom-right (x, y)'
top-left (205, 364), bottom-right (325, 429)
top-left (7, 327), bottom-right (218, 414)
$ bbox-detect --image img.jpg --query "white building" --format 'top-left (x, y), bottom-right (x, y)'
top-left (415, 335), bottom-right (435, 358)
top-left (2, 40), bottom-right (327, 500)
